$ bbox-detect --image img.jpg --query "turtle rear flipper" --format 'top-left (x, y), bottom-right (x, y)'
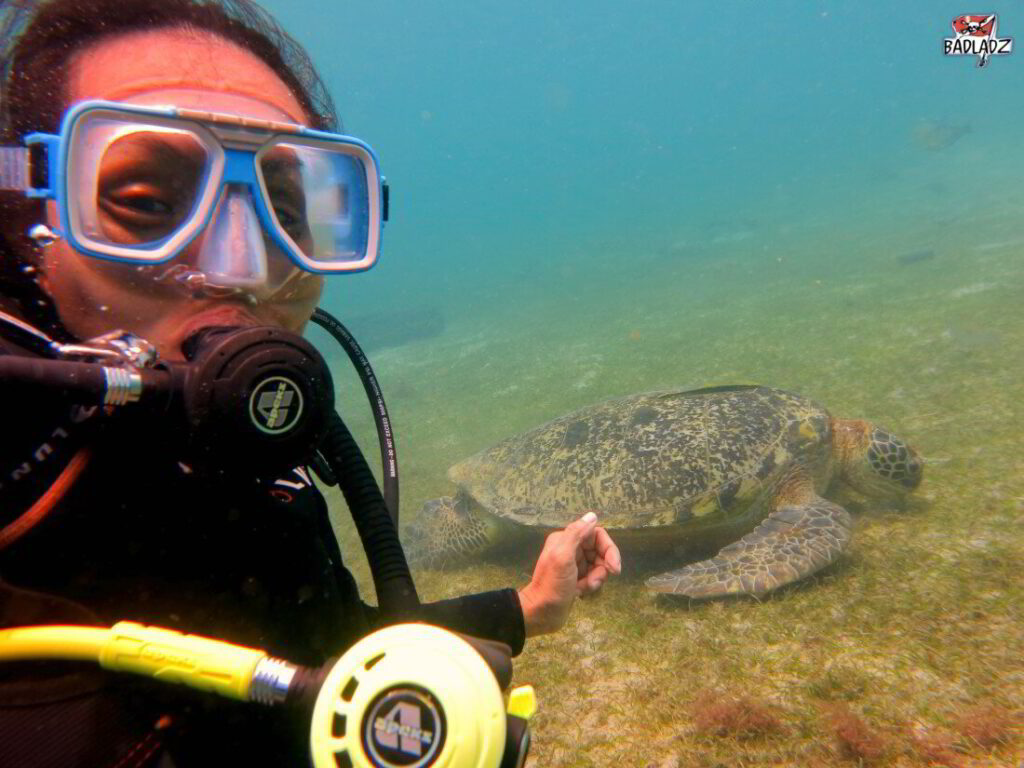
top-left (646, 497), bottom-right (852, 599)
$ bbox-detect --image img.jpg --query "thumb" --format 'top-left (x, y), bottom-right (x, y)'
top-left (566, 511), bottom-right (598, 542)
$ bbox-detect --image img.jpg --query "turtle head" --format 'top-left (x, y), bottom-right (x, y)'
top-left (833, 419), bottom-right (923, 498)
top-left (403, 493), bottom-right (499, 569)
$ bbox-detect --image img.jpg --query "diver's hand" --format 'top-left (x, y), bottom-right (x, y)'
top-left (518, 512), bottom-right (622, 637)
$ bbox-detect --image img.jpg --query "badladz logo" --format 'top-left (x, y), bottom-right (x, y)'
top-left (943, 14), bottom-right (1013, 67)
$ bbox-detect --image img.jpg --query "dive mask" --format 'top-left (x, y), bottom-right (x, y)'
top-left (0, 99), bottom-right (388, 296)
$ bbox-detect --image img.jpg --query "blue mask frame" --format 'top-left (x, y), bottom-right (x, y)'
top-left (0, 100), bottom-right (388, 275)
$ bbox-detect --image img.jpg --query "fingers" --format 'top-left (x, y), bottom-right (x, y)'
top-left (577, 563), bottom-right (609, 596)
top-left (572, 512), bottom-right (622, 574)
top-left (575, 542), bottom-right (588, 575)
top-left (567, 511), bottom-right (623, 598)
top-left (592, 526), bottom-right (622, 574)
top-left (549, 512), bottom-right (623, 593)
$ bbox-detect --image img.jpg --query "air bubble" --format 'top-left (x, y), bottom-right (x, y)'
top-left (27, 224), bottom-right (59, 247)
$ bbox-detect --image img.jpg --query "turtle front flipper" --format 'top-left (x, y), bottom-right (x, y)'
top-left (646, 497), bottom-right (853, 599)
top-left (404, 493), bottom-right (501, 569)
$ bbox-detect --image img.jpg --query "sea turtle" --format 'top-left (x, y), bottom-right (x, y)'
top-left (406, 385), bottom-right (923, 599)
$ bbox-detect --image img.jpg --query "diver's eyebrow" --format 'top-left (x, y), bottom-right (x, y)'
top-left (102, 133), bottom-right (206, 169)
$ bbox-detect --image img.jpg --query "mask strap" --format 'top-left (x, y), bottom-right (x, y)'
top-left (0, 147), bottom-right (29, 190)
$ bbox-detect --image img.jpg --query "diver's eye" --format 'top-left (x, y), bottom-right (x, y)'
top-left (108, 189), bottom-right (175, 216)
top-left (99, 183), bottom-right (185, 237)
top-left (265, 178), bottom-right (308, 237)
top-left (273, 205), bottom-right (301, 229)
top-left (94, 132), bottom-right (206, 243)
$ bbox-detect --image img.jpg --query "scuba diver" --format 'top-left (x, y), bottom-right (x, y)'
top-left (0, 1), bottom-right (622, 765)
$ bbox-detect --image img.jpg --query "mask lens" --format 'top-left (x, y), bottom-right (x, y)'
top-left (70, 117), bottom-right (211, 249)
top-left (260, 142), bottom-right (371, 267)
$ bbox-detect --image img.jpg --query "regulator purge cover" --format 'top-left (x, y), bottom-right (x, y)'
top-left (362, 684), bottom-right (446, 768)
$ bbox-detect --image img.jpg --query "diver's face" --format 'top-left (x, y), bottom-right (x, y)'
top-left (38, 28), bottom-right (324, 360)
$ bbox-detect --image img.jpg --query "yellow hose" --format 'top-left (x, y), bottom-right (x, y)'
top-left (0, 622), bottom-right (266, 701)
top-left (0, 624), bottom-right (109, 662)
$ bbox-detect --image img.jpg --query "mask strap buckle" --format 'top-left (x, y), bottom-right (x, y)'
top-left (0, 134), bottom-right (59, 198)
top-left (0, 147), bottom-right (29, 190)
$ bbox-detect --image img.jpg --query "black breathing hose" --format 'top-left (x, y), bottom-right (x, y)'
top-left (322, 410), bottom-right (420, 620)
top-left (311, 308), bottom-right (399, 526)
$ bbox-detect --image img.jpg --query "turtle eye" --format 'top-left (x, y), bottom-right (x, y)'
top-left (899, 451), bottom-right (924, 488)
top-left (899, 462), bottom-right (923, 488)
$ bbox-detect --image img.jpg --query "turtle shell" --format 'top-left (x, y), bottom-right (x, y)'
top-left (447, 385), bottom-right (832, 529)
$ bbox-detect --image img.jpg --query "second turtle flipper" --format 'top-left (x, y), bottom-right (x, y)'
top-left (646, 497), bottom-right (853, 599)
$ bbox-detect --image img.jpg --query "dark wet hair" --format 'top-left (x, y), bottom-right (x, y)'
top-left (0, 0), bottom-right (339, 339)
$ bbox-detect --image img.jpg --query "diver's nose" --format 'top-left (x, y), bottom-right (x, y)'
top-left (195, 184), bottom-right (269, 293)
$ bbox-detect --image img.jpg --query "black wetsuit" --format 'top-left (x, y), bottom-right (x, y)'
top-left (0, 334), bottom-right (525, 767)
